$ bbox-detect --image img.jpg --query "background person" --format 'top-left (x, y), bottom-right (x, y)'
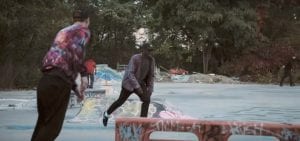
top-left (85, 58), bottom-right (97, 88)
top-left (280, 56), bottom-right (297, 86)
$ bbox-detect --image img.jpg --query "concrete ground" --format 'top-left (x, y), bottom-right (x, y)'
top-left (0, 83), bottom-right (299, 141)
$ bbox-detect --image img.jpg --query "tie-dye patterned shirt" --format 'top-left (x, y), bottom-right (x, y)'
top-left (41, 23), bottom-right (91, 81)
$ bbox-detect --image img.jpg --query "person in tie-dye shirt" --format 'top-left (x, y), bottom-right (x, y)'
top-left (31, 8), bottom-right (91, 141)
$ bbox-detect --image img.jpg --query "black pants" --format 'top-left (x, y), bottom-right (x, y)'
top-left (280, 71), bottom-right (294, 86)
top-left (87, 73), bottom-right (94, 88)
top-left (107, 86), bottom-right (151, 117)
top-left (31, 74), bottom-right (71, 141)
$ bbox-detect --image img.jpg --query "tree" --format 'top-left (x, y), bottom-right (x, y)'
top-left (146, 0), bottom-right (257, 73)
top-left (0, 0), bottom-right (72, 88)
top-left (86, 0), bottom-right (139, 66)
top-left (0, 0), bottom-right (299, 88)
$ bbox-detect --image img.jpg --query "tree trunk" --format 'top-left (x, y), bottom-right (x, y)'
top-left (0, 59), bottom-right (17, 89)
top-left (202, 46), bottom-right (212, 74)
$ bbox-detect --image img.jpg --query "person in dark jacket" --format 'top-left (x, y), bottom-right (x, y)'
top-left (280, 56), bottom-right (297, 86)
top-left (102, 43), bottom-right (155, 127)
top-left (31, 8), bottom-right (90, 141)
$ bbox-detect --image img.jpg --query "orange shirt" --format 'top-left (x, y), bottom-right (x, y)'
top-left (84, 59), bottom-right (96, 74)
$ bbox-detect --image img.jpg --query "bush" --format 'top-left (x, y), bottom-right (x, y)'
top-left (219, 44), bottom-right (297, 83)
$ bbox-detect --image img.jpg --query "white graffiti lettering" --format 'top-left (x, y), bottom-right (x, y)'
top-left (119, 123), bottom-right (143, 141)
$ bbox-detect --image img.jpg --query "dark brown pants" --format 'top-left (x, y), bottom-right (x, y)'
top-left (280, 71), bottom-right (294, 86)
top-left (107, 86), bottom-right (151, 117)
top-left (87, 73), bottom-right (94, 88)
top-left (31, 74), bottom-right (71, 141)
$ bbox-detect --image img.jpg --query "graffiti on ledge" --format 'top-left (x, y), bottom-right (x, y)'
top-left (116, 118), bottom-right (300, 141)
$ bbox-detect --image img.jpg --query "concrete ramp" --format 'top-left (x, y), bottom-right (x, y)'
top-left (95, 64), bottom-right (123, 81)
top-left (68, 96), bottom-right (193, 123)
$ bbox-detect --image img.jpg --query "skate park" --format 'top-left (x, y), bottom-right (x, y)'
top-left (1, 65), bottom-right (300, 140)
top-left (1, 1), bottom-right (300, 141)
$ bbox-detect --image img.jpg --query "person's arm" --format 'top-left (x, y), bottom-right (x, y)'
top-left (72, 82), bottom-right (84, 102)
top-left (127, 55), bottom-right (141, 91)
top-left (76, 29), bottom-right (91, 96)
top-left (79, 29), bottom-right (91, 77)
top-left (93, 61), bottom-right (97, 75)
top-left (146, 57), bottom-right (155, 94)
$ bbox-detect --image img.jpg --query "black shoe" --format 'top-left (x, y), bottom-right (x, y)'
top-left (102, 112), bottom-right (109, 127)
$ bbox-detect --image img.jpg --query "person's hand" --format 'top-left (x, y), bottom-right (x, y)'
top-left (135, 87), bottom-right (143, 95)
top-left (74, 87), bottom-right (84, 103)
top-left (77, 92), bottom-right (84, 103)
top-left (146, 88), bottom-right (152, 96)
top-left (80, 76), bottom-right (88, 93)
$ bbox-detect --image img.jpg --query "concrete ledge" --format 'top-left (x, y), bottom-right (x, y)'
top-left (115, 117), bottom-right (300, 141)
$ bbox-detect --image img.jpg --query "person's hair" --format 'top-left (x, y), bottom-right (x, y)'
top-left (73, 8), bottom-right (89, 22)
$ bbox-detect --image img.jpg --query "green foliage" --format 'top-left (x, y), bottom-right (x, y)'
top-left (87, 0), bottom-right (138, 66)
top-left (0, 0), bottom-right (139, 89)
top-left (0, 0), bottom-right (72, 89)
top-left (0, 0), bottom-right (299, 89)
top-left (146, 0), bottom-right (258, 73)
